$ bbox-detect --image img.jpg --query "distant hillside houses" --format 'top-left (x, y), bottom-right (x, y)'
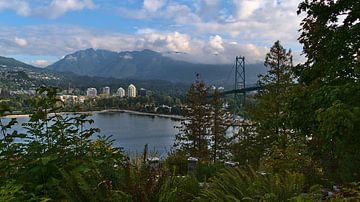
top-left (58, 95), bottom-right (86, 104)
top-left (9, 89), bottom-right (36, 96)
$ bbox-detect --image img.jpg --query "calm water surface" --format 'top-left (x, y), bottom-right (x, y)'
top-left (5, 111), bottom-right (180, 156)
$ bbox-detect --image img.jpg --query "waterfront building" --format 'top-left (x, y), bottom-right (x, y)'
top-left (116, 87), bottom-right (125, 98)
top-left (78, 96), bottom-right (86, 103)
top-left (138, 88), bottom-right (147, 97)
top-left (128, 84), bottom-right (136, 97)
top-left (9, 89), bottom-right (36, 96)
top-left (58, 95), bottom-right (78, 104)
top-left (102, 86), bottom-right (110, 96)
top-left (86, 88), bottom-right (97, 97)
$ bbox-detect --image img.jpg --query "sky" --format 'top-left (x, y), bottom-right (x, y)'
top-left (0, 0), bottom-right (304, 67)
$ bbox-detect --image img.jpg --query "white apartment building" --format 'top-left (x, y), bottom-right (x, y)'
top-left (128, 84), bottom-right (136, 98)
top-left (116, 87), bottom-right (125, 98)
top-left (86, 88), bottom-right (97, 97)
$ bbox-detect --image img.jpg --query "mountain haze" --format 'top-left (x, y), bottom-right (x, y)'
top-left (0, 56), bottom-right (39, 70)
top-left (47, 49), bottom-right (266, 85)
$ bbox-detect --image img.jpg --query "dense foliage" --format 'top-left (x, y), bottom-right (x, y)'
top-left (292, 0), bottom-right (360, 182)
top-left (174, 77), bottom-right (231, 162)
top-left (0, 87), bottom-right (128, 201)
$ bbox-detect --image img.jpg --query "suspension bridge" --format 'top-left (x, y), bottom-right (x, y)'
top-left (211, 56), bottom-right (263, 113)
top-left (210, 56), bottom-right (264, 126)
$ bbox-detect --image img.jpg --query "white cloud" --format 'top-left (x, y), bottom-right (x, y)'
top-left (119, 0), bottom-right (302, 52)
top-left (136, 28), bottom-right (157, 34)
top-left (34, 0), bottom-right (96, 19)
top-left (143, 0), bottom-right (166, 12)
top-left (209, 35), bottom-right (224, 52)
top-left (14, 37), bottom-right (28, 46)
top-left (123, 54), bottom-right (133, 60)
top-left (0, 25), bottom-right (274, 65)
top-left (165, 4), bottom-right (202, 24)
top-left (233, 0), bottom-right (262, 20)
top-left (0, 0), bottom-right (30, 16)
top-left (142, 31), bottom-right (191, 52)
top-left (194, 0), bottom-right (302, 44)
top-left (119, 3), bottom-right (202, 24)
top-left (0, 0), bottom-right (95, 19)
top-left (30, 59), bottom-right (51, 67)
top-left (203, 0), bottom-right (218, 6)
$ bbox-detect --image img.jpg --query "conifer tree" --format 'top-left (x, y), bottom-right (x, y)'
top-left (246, 40), bottom-right (294, 160)
top-left (210, 89), bottom-right (231, 162)
top-left (174, 76), bottom-right (211, 161)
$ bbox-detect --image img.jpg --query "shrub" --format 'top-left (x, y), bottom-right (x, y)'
top-left (196, 166), bottom-right (308, 201)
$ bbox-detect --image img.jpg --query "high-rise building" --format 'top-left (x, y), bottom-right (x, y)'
top-left (86, 88), bottom-right (97, 97)
top-left (138, 88), bottom-right (147, 97)
top-left (116, 87), bottom-right (125, 98)
top-left (102, 86), bottom-right (110, 96)
top-left (128, 84), bottom-right (136, 98)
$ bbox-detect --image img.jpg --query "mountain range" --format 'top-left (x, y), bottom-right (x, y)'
top-left (1, 48), bottom-right (267, 94)
top-left (0, 54), bottom-right (188, 95)
top-left (47, 49), bottom-right (266, 85)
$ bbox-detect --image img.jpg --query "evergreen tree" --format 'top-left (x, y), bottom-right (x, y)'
top-left (174, 77), bottom-right (211, 161)
top-left (210, 89), bottom-right (231, 163)
top-left (245, 41), bottom-right (295, 163)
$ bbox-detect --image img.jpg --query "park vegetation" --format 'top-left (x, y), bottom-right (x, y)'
top-left (0, 0), bottom-right (359, 201)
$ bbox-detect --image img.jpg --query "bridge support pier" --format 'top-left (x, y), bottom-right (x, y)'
top-left (234, 56), bottom-right (246, 116)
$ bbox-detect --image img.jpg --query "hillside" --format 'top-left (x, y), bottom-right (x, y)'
top-left (47, 49), bottom-right (266, 85)
top-left (0, 55), bottom-right (188, 95)
top-left (0, 56), bottom-right (65, 91)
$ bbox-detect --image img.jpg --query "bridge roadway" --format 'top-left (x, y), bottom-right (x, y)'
top-left (209, 85), bottom-right (263, 98)
top-left (221, 86), bottom-right (262, 96)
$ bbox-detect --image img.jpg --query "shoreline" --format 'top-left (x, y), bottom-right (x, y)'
top-left (2, 109), bottom-right (185, 120)
top-left (114, 109), bottom-right (185, 120)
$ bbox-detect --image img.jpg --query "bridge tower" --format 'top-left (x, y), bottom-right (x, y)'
top-left (234, 56), bottom-right (246, 115)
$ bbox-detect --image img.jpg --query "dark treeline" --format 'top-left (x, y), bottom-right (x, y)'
top-left (2, 92), bottom-right (184, 116)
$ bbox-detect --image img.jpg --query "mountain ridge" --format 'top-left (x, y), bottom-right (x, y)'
top-left (0, 55), bottom-right (189, 95)
top-left (47, 48), bottom-right (266, 85)
top-left (0, 56), bottom-right (40, 70)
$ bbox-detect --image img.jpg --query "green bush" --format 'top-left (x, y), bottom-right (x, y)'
top-left (157, 175), bottom-right (200, 202)
top-left (196, 166), bottom-right (309, 201)
top-left (165, 150), bottom-right (188, 175)
top-left (195, 162), bottom-right (224, 182)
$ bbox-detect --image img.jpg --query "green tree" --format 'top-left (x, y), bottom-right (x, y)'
top-left (174, 77), bottom-right (211, 161)
top-left (245, 41), bottom-right (295, 164)
top-left (0, 101), bottom-right (26, 180)
top-left (210, 90), bottom-right (231, 163)
top-left (0, 87), bottom-right (128, 200)
top-left (290, 0), bottom-right (360, 182)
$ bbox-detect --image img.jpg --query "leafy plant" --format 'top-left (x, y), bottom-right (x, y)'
top-left (0, 181), bottom-right (22, 202)
top-left (157, 174), bottom-right (200, 202)
top-left (196, 166), bottom-right (308, 201)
